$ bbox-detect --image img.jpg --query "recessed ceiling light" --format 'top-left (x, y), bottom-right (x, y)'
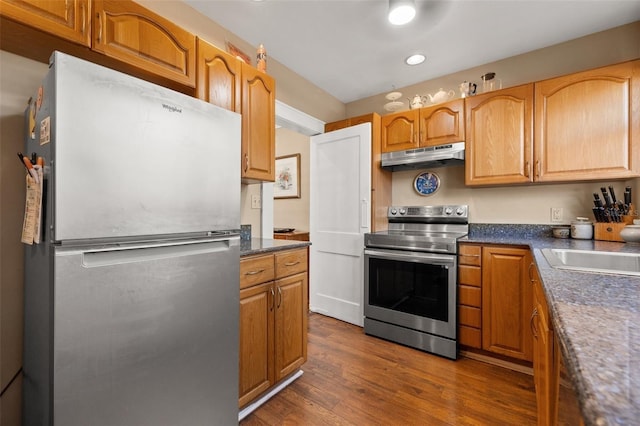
top-left (405, 54), bottom-right (425, 65)
top-left (388, 0), bottom-right (416, 25)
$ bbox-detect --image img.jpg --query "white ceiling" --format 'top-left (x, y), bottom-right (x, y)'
top-left (185, 0), bottom-right (640, 104)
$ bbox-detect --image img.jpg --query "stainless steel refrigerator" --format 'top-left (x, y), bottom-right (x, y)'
top-left (23, 52), bottom-right (241, 426)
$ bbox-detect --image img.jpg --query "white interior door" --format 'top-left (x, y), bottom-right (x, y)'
top-left (310, 123), bottom-right (371, 326)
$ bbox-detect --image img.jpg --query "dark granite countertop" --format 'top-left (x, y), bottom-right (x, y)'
top-left (240, 237), bottom-right (311, 257)
top-left (464, 225), bottom-right (640, 426)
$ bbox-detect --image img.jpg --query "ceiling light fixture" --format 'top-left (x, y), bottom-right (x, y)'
top-left (388, 0), bottom-right (416, 25)
top-left (405, 54), bottom-right (425, 65)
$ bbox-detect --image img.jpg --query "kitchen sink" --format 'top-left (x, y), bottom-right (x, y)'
top-left (541, 248), bottom-right (640, 276)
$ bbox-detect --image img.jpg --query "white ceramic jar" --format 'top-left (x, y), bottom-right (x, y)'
top-left (570, 217), bottom-right (593, 239)
top-left (620, 224), bottom-right (640, 243)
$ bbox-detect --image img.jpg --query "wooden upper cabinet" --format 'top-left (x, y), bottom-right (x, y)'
top-left (324, 118), bottom-right (350, 133)
top-left (381, 109), bottom-right (419, 152)
top-left (465, 84), bottom-right (534, 186)
top-left (535, 60), bottom-right (640, 182)
top-left (93, 0), bottom-right (196, 87)
top-left (0, 0), bottom-right (91, 45)
top-left (419, 98), bottom-right (465, 147)
top-left (381, 99), bottom-right (465, 153)
top-left (241, 63), bottom-right (276, 182)
top-left (196, 38), bottom-right (241, 112)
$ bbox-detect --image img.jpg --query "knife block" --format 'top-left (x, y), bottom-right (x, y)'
top-left (594, 215), bottom-right (637, 242)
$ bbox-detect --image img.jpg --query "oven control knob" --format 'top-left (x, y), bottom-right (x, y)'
top-left (444, 207), bottom-right (453, 215)
top-left (399, 208), bottom-right (407, 215)
top-left (390, 208), bottom-right (397, 215)
top-left (456, 207), bottom-right (466, 216)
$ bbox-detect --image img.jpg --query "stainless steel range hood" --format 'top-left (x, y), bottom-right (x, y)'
top-left (381, 142), bottom-right (465, 171)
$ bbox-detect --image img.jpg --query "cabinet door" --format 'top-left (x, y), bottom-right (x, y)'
top-left (419, 99), bottom-right (465, 147)
top-left (535, 60), bottom-right (640, 182)
top-left (465, 84), bottom-right (534, 186)
top-left (532, 267), bottom-right (560, 426)
top-left (274, 272), bottom-right (308, 381)
top-left (241, 63), bottom-right (276, 182)
top-left (381, 109), bottom-right (419, 152)
top-left (93, 0), bottom-right (196, 87)
top-left (239, 281), bottom-right (274, 407)
top-left (482, 246), bottom-right (533, 361)
top-left (196, 38), bottom-right (241, 112)
top-left (0, 0), bottom-right (90, 45)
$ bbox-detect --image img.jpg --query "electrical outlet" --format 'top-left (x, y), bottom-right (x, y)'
top-left (251, 194), bottom-right (261, 209)
top-left (551, 207), bottom-right (563, 223)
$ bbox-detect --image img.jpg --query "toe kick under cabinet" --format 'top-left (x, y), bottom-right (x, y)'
top-left (239, 247), bottom-right (308, 408)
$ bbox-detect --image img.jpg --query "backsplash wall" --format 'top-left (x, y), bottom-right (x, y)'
top-left (392, 166), bottom-right (639, 224)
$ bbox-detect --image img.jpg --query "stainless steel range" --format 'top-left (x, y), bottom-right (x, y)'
top-left (363, 205), bottom-right (469, 359)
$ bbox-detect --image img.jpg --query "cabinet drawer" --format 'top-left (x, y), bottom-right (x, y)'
top-left (240, 254), bottom-right (275, 289)
top-left (458, 285), bottom-right (481, 308)
top-left (458, 265), bottom-right (481, 287)
top-left (458, 244), bottom-right (481, 266)
top-left (275, 248), bottom-right (307, 278)
top-left (459, 325), bottom-right (482, 348)
top-left (459, 305), bottom-right (481, 328)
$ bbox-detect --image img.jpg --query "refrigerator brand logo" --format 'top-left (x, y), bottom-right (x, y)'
top-left (162, 104), bottom-right (182, 113)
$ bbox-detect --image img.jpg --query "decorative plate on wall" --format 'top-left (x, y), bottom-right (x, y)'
top-left (413, 171), bottom-right (440, 196)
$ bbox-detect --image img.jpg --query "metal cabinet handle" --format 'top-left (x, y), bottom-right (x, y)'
top-left (530, 308), bottom-right (538, 338)
top-left (270, 287), bottom-right (275, 311)
top-left (244, 153), bottom-right (249, 173)
top-left (528, 263), bottom-right (534, 283)
top-left (284, 261), bottom-right (300, 267)
top-left (96, 12), bottom-right (102, 43)
top-left (535, 160), bottom-right (541, 178)
top-left (81, 3), bottom-right (86, 36)
top-left (277, 286), bottom-right (282, 308)
top-left (525, 161), bottom-right (530, 178)
top-left (244, 268), bottom-right (265, 276)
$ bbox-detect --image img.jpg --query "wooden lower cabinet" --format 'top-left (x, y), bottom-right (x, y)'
top-left (457, 243), bottom-right (482, 348)
top-left (273, 231), bottom-right (309, 241)
top-left (239, 247), bottom-right (308, 408)
top-left (458, 244), bottom-right (534, 361)
top-left (531, 264), bottom-right (559, 425)
top-left (482, 245), bottom-right (533, 361)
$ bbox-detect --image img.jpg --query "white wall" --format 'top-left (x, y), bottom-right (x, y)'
top-left (392, 166), bottom-right (639, 224)
top-left (0, 50), bottom-right (49, 421)
top-left (273, 128), bottom-right (310, 232)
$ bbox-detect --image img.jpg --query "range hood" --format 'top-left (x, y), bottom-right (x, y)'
top-left (381, 142), bottom-right (465, 171)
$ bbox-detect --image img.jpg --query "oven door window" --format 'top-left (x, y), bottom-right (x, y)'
top-left (368, 257), bottom-right (449, 322)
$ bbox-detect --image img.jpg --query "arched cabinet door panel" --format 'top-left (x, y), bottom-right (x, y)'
top-left (534, 60), bottom-right (640, 182)
top-left (465, 84), bottom-right (534, 186)
top-left (93, 0), bottom-right (196, 87)
top-left (381, 109), bottom-right (419, 152)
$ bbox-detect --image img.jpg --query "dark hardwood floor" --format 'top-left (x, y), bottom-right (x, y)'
top-left (241, 313), bottom-right (581, 425)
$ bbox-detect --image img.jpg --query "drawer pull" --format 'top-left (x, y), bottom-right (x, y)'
top-left (245, 268), bottom-right (265, 276)
top-left (284, 261), bottom-right (300, 267)
top-left (270, 288), bottom-right (275, 311)
top-left (530, 308), bottom-right (538, 338)
top-left (277, 286), bottom-right (282, 308)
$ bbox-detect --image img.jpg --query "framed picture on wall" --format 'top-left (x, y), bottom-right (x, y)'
top-left (274, 154), bottom-right (301, 199)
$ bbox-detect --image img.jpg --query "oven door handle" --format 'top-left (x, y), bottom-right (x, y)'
top-left (364, 248), bottom-right (455, 266)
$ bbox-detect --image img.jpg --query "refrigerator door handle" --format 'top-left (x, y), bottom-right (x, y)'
top-left (79, 237), bottom-right (238, 268)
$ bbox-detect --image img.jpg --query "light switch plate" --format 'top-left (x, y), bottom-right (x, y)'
top-left (251, 194), bottom-right (261, 209)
